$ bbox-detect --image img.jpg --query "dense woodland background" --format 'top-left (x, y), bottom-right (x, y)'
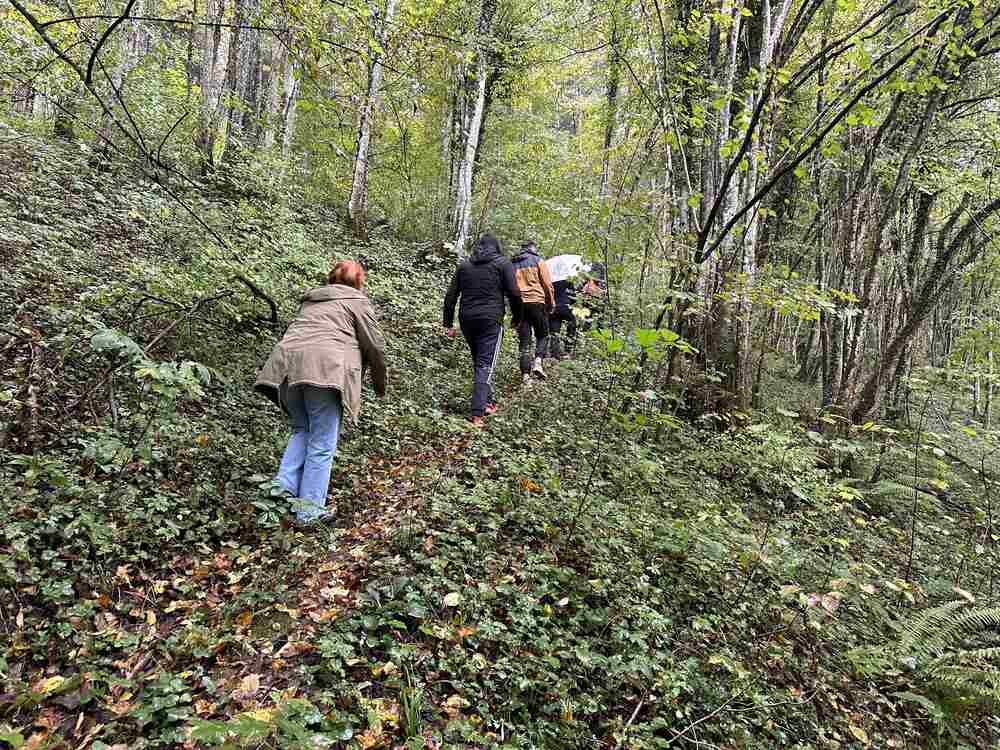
top-left (4, 0), bottom-right (1000, 747)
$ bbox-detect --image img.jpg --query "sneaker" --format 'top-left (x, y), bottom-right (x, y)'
top-left (522, 374), bottom-right (532, 387)
top-left (532, 357), bottom-right (546, 379)
top-left (469, 416), bottom-right (485, 426)
top-left (485, 403), bottom-right (499, 415)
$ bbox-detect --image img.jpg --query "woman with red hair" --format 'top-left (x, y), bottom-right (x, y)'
top-left (255, 260), bottom-right (387, 524)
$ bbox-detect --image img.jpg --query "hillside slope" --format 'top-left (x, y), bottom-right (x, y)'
top-left (2, 129), bottom-right (998, 749)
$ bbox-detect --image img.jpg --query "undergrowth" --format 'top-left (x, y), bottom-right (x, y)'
top-left (2, 128), bottom-right (999, 749)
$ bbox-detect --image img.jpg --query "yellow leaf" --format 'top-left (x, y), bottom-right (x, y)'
top-left (849, 724), bottom-right (870, 744)
top-left (235, 611), bottom-right (254, 627)
top-left (244, 708), bottom-right (275, 722)
top-left (37, 676), bottom-right (65, 694)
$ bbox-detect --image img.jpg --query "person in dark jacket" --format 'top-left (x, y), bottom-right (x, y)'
top-left (511, 240), bottom-right (555, 383)
top-left (443, 233), bottom-right (523, 423)
top-left (549, 276), bottom-right (578, 358)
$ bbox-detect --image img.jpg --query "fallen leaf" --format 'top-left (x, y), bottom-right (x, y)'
top-left (848, 724), bottom-right (870, 744)
top-left (275, 641), bottom-right (313, 658)
top-left (239, 674), bottom-right (260, 696)
top-left (953, 586), bottom-right (975, 603)
top-left (519, 478), bottom-right (544, 493)
top-left (35, 676), bottom-right (65, 695)
top-left (243, 708), bottom-right (274, 722)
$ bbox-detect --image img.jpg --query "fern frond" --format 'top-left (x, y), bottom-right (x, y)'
top-left (878, 600), bottom-right (1000, 723)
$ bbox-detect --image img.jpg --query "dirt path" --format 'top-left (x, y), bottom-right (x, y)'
top-left (291, 429), bottom-right (474, 622)
top-left (290, 364), bottom-right (555, 623)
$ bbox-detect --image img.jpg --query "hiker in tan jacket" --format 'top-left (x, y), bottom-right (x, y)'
top-left (511, 240), bottom-right (555, 383)
top-left (255, 260), bottom-right (386, 525)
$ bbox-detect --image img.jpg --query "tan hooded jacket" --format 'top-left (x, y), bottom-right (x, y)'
top-left (254, 284), bottom-right (386, 419)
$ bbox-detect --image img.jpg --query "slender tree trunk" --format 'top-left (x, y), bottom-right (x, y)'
top-left (93, 0), bottom-right (146, 158)
top-left (599, 14), bottom-right (623, 196)
top-left (732, 0), bottom-right (794, 408)
top-left (195, 0), bottom-right (228, 172)
top-left (221, 0), bottom-right (261, 162)
top-left (279, 51), bottom-right (300, 158)
top-left (450, 0), bottom-right (498, 254)
top-left (348, 0), bottom-right (398, 238)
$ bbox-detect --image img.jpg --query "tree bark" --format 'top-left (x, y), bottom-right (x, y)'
top-left (194, 0), bottom-right (228, 172)
top-left (348, 0), bottom-right (399, 238)
top-left (93, 0), bottom-right (146, 158)
top-left (449, 0), bottom-right (498, 254)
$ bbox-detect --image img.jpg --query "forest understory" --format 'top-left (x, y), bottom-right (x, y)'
top-left (2, 127), bottom-right (1000, 750)
top-left (7, 0), bottom-right (1000, 745)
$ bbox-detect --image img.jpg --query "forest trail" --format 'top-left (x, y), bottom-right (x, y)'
top-left (289, 364), bottom-right (557, 635)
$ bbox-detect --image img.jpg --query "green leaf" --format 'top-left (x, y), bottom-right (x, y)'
top-left (0, 729), bottom-right (25, 749)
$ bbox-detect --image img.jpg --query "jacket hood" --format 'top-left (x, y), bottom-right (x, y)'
top-left (302, 284), bottom-right (367, 303)
top-left (511, 247), bottom-right (540, 266)
top-left (470, 235), bottom-right (503, 265)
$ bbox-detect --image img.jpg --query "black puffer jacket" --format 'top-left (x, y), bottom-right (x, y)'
top-left (443, 235), bottom-right (523, 327)
top-left (553, 279), bottom-right (577, 312)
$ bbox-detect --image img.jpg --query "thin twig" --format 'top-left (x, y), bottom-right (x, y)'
top-left (670, 688), bottom-right (747, 745)
top-left (614, 696), bottom-right (645, 750)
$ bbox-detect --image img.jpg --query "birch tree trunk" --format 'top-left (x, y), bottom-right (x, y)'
top-left (279, 49), bottom-right (300, 158)
top-left (348, 0), bottom-right (399, 238)
top-left (732, 0), bottom-right (793, 408)
top-left (259, 34), bottom-right (285, 150)
top-left (449, 0), bottom-right (497, 254)
top-left (194, 0), bottom-right (228, 172)
top-left (221, 0), bottom-right (261, 162)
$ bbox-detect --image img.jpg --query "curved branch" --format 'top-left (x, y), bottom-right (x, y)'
top-left (234, 275), bottom-right (278, 328)
top-left (85, 0), bottom-right (139, 85)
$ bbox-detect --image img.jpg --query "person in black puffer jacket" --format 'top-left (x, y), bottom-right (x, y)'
top-left (443, 234), bottom-right (523, 422)
top-left (549, 276), bottom-right (578, 358)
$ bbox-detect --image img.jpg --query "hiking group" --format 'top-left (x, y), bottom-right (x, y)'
top-left (254, 237), bottom-right (604, 525)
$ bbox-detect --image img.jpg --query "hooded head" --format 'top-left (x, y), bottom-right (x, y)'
top-left (470, 233), bottom-right (503, 264)
top-left (512, 239), bottom-right (540, 266)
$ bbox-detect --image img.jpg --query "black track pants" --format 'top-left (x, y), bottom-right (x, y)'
top-left (549, 307), bottom-right (577, 356)
top-left (517, 303), bottom-right (550, 374)
top-left (460, 318), bottom-right (504, 416)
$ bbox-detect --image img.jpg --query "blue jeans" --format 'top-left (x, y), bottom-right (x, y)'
top-left (276, 383), bottom-right (343, 521)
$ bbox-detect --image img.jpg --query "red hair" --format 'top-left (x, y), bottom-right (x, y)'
top-left (328, 260), bottom-right (366, 290)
